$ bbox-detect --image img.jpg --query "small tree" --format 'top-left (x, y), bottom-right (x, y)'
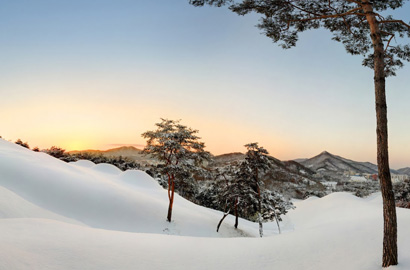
top-left (214, 165), bottom-right (251, 231)
top-left (215, 143), bottom-right (293, 236)
top-left (142, 118), bottom-right (210, 222)
top-left (242, 143), bottom-right (276, 237)
top-left (15, 139), bottom-right (29, 149)
top-left (394, 179), bottom-right (410, 208)
top-left (45, 146), bottom-right (66, 159)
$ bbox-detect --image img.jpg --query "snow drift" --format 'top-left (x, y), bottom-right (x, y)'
top-left (0, 139), bottom-right (409, 270)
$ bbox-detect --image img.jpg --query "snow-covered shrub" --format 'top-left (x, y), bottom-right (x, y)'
top-left (394, 180), bottom-right (410, 208)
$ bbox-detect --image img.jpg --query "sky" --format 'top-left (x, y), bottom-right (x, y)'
top-left (1, 0), bottom-right (410, 168)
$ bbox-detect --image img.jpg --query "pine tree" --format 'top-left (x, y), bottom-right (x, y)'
top-left (214, 143), bottom-right (294, 236)
top-left (15, 139), bottom-right (29, 149)
top-left (190, 0), bottom-right (410, 265)
top-left (214, 164), bottom-right (253, 230)
top-left (242, 143), bottom-right (280, 237)
top-left (45, 146), bottom-right (66, 159)
top-left (142, 118), bottom-right (210, 222)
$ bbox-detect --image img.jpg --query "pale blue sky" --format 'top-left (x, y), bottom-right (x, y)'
top-left (1, 0), bottom-right (409, 168)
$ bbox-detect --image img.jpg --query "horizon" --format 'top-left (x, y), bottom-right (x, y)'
top-left (4, 137), bottom-right (409, 170)
top-left (1, 1), bottom-right (410, 168)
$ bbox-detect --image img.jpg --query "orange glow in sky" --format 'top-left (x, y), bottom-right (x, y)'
top-left (2, 1), bottom-right (410, 168)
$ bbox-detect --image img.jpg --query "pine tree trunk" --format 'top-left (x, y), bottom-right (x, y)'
top-left (259, 214), bottom-right (263, 238)
top-left (363, 1), bottom-right (398, 267)
top-left (167, 180), bottom-right (175, 222)
top-left (217, 212), bottom-right (229, 232)
top-left (234, 197), bottom-right (238, 229)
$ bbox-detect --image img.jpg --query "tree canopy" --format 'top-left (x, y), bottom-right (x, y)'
top-left (190, 0), bottom-right (410, 75)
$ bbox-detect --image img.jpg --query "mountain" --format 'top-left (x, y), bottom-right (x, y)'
top-left (212, 152), bottom-right (246, 166)
top-left (295, 151), bottom-right (401, 181)
top-left (211, 152), bottom-right (324, 199)
top-left (69, 146), bottom-right (156, 165)
top-left (397, 167), bottom-right (410, 176)
top-left (70, 146), bottom-right (142, 156)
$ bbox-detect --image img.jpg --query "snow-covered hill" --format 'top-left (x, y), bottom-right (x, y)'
top-left (295, 150), bottom-right (385, 181)
top-left (1, 139), bottom-right (410, 270)
top-left (397, 167), bottom-right (410, 176)
top-left (69, 146), bottom-right (157, 165)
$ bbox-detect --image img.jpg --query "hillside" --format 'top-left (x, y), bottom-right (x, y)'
top-left (69, 146), bottom-right (157, 165)
top-left (397, 167), bottom-right (410, 176)
top-left (212, 151), bottom-right (323, 198)
top-left (298, 151), bottom-right (381, 181)
top-left (1, 139), bottom-right (410, 269)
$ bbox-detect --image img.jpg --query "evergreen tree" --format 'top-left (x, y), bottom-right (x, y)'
top-left (142, 118), bottom-right (210, 222)
top-left (190, 0), bottom-right (410, 265)
top-left (45, 146), bottom-right (66, 159)
top-left (241, 143), bottom-right (277, 237)
top-left (215, 143), bottom-right (293, 236)
top-left (394, 179), bottom-right (410, 208)
top-left (214, 165), bottom-right (252, 231)
top-left (15, 139), bottom-right (29, 149)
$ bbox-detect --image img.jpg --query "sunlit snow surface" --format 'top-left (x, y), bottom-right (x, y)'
top-left (0, 139), bottom-right (409, 270)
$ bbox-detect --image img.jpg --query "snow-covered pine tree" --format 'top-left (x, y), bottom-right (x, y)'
top-left (214, 143), bottom-right (294, 236)
top-left (241, 143), bottom-right (274, 237)
top-left (394, 179), bottom-right (410, 208)
top-left (214, 165), bottom-right (251, 231)
top-left (258, 189), bottom-right (294, 235)
top-left (142, 118), bottom-right (210, 222)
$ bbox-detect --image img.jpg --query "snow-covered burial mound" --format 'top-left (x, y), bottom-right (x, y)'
top-left (0, 139), bottom-right (410, 270)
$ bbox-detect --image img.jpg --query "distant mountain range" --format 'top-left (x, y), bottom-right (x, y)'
top-left (69, 146), bottom-right (142, 156)
top-left (397, 167), bottom-right (410, 175)
top-left (294, 151), bottom-right (409, 179)
top-left (69, 146), bottom-right (154, 165)
top-left (69, 147), bottom-right (410, 178)
top-left (297, 151), bottom-right (378, 178)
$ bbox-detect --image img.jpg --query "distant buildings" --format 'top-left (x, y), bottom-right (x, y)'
top-left (347, 172), bottom-right (408, 183)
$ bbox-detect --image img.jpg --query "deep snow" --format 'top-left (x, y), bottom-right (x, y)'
top-left (0, 139), bottom-right (409, 269)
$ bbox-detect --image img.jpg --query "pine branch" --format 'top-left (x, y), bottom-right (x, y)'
top-left (288, 7), bottom-right (364, 24)
top-left (383, 32), bottom-right (395, 53)
top-left (286, 1), bottom-right (321, 17)
top-left (379, 20), bottom-right (410, 29)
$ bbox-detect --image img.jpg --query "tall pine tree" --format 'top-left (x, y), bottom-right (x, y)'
top-left (190, 0), bottom-right (410, 265)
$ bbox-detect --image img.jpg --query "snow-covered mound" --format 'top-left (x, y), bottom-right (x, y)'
top-left (0, 139), bottom-right (410, 270)
top-left (0, 139), bottom-right (251, 237)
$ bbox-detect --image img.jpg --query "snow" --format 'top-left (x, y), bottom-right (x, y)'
top-left (0, 139), bottom-right (410, 269)
top-left (350, 175), bottom-right (369, 182)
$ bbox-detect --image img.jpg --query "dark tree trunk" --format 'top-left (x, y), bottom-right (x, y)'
top-left (363, 1), bottom-right (398, 267)
top-left (257, 174), bottom-right (263, 237)
top-left (167, 179), bottom-right (175, 222)
top-left (234, 197), bottom-right (238, 229)
top-left (217, 212), bottom-right (229, 232)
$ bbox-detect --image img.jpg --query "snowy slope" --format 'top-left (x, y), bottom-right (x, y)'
top-left (0, 139), bottom-right (410, 270)
top-left (0, 139), bottom-right (253, 237)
